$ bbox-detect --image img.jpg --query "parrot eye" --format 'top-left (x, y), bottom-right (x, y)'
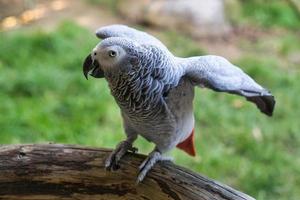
top-left (108, 50), bottom-right (117, 57)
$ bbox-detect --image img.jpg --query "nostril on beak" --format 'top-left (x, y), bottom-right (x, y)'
top-left (92, 60), bottom-right (100, 68)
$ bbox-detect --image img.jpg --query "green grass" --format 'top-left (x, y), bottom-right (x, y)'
top-left (228, 0), bottom-right (300, 29)
top-left (0, 21), bottom-right (300, 200)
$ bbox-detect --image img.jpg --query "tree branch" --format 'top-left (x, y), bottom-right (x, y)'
top-left (0, 144), bottom-right (255, 200)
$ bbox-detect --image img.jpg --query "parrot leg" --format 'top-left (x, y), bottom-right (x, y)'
top-left (136, 149), bottom-right (172, 183)
top-left (105, 139), bottom-right (138, 171)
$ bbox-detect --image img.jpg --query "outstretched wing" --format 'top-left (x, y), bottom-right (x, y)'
top-left (183, 55), bottom-right (275, 116)
top-left (95, 24), bottom-right (167, 50)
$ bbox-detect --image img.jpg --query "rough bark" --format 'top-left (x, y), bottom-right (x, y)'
top-left (0, 144), bottom-right (255, 200)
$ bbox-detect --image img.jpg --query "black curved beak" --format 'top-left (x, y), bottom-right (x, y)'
top-left (82, 54), bottom-right (104, 80)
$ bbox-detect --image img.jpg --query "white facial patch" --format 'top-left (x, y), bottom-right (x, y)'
top-left (98, 46), bottom-right (127, 69)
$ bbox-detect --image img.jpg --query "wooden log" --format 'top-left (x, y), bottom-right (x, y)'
top-left (0, 144), bottom-right (255, 200)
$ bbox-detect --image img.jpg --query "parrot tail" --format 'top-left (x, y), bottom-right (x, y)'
top-left (176, 129), bottom-right (196, 156)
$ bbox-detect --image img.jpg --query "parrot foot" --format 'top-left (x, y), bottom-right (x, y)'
top-left (136, 150), bottom-right (172, 184)
top-left (105, 140), bottom-right (138, 171)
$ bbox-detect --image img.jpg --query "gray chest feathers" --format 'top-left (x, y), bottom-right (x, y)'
top-left (116, 75), bottom-right (195, 150)
top-left (107, 56), bottom-right (179, 123)
top-left (108, 65), bottom-right (195, 133)
top-left (109, 70), bottom-right (170, 123)
top-left (164, 77), bottom-right (195, 143)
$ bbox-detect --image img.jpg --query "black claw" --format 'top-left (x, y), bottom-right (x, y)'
top-left (105, 157), bottom-right (116, 171)
top-left (105, 143), bottom-right (136, 172)
top-left (105, 167), bottom-right (110, 171)
top-left (129, 147), bottom-right (138, 154)
top-left (105, 154), bottom-right (122, 171)
top-left (112, 163), bottom-right (120, 171)
top-left (105, 164), bottom-right (112, 171)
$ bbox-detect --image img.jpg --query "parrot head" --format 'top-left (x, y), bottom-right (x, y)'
top-left (83, 37), bottom-right (140, 79)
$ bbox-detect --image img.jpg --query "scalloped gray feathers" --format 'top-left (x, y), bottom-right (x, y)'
top-left (183, 55), bottom-right (275, 116)
top-left (85, 25), bottom-right (276, 183)
top-left (93, 24), bottom-right (275, 117)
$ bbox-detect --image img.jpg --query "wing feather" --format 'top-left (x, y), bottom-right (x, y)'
top-left (183, 55), bottom-right (275, 116)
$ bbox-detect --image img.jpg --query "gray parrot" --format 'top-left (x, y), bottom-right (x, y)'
top-left (83, 24), bottom-right (275, 183)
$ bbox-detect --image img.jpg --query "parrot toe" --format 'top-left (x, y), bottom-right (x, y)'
top-left (105, 140), bottom-right (137, 171)
top-left (136, 150), bottom-right (172, 184)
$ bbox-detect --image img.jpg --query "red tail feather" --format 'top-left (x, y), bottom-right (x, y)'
top-left (176, 128), bottom-right (196, 156)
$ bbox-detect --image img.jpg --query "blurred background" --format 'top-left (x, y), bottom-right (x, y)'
top-left (0, 0), bottom-right (299, 199)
